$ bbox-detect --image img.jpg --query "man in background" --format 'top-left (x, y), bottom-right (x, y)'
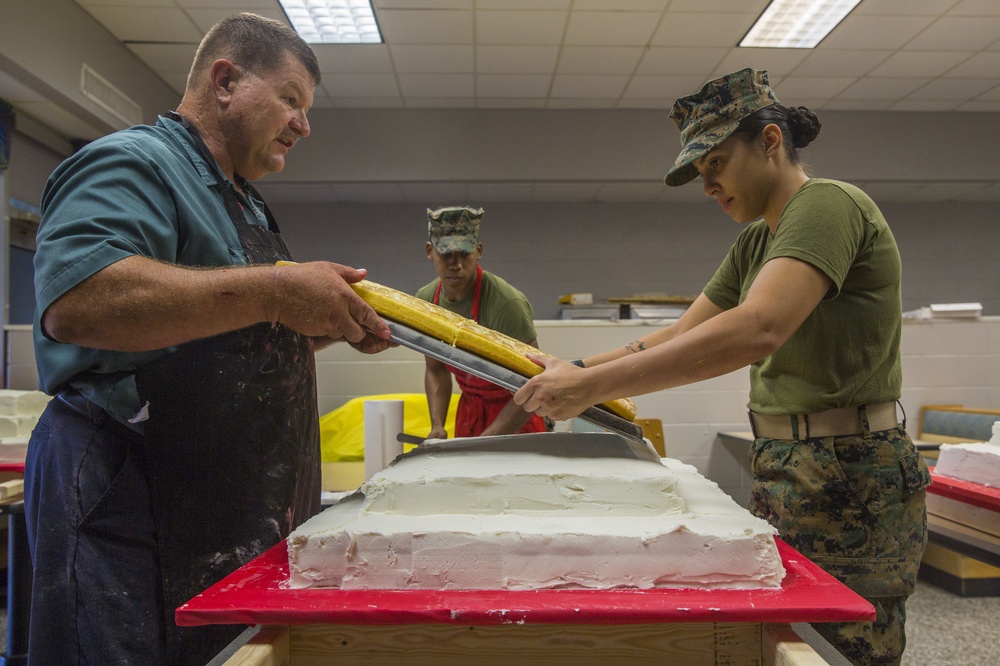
top-left (416, 206), bottom-right (546, 438)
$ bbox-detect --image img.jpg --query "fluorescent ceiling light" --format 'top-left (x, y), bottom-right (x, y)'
top-left (740, 0), bottom-right (861, 48)
top-left (278, 0), bottom-right (383, 44)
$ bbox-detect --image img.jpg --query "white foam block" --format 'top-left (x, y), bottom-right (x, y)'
top-left (935, 442), bottom-right (1000, 488)
top-left (0, 390), bottom-right (50, 418)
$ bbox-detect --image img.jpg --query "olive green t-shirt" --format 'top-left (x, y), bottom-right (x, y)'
top-left (703, 178), bottom-right (902, 414)
top-left (415, 269), bottom-right (537, 344)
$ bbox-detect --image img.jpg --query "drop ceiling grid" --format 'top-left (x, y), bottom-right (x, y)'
top-left (64, 1), bottom-right (1000, 111)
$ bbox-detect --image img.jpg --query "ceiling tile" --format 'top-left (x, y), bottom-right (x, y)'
top-left (312, 45), bottom-right (395, 74)
top-left (175, 0), bottom-right (275, 8)
top-left (574, 0), bottom-right (670, 9)
top-left (906, 17), bottom-right (1000, 51)
top-left (475, 97), bottom-right (546, 108)
top-left (837, 77), bottom-right (927, 101)
top-left (774, 76), bottom-right (856, 101)
top-left (557, 47), bottom-right (645, 75)
top-left (635, 47), bottom-right (728, 76)
top-left (184, 7), bottom-right (288, 34)
top-left (792, 50), bottom-right (894, 77)
top-left (376, 0), bottom-right (472, 8)
top-left (564, 11), bottom-right (660, 46)
top-left (476, 10), bottom-right (568, 45)
top-left (819, 98), bottom-right (895, 111)
top-left (713, 48), bottom-right (811, 78)
top-left (616, 97), bottom-right (674, 109)
top-left (378, 9), bottom-right (473, 44)
top-left (651, 13), bottom-right (756, 48)
top-left (870, 51), bottom-right (970, 78)
top-left (855, 0), bottom-right (954, 15)
top-left (668, 0), bottom-right (769, 12)
top-left (325, 74), bottom-right (400, 97)
top-left (476, 74), bottom-right (551, 98)
top-left (330, 96), bottom-right (406, 108)
top-left (476, 0), bottom-right (570, 8)
top-left (389, 45), bottom-right (475, 73)
top-left (476, 45), bottom-right (560, 74)
top-left (950, 0), bottom-right (1000, 16)
top-left (550, 74), bottom-right (629, 98)
top-left (821, 16), bottom-right (936, 51)
top-left (126, 43), bottom-right (198, 74)
top-left (947, 52), bottom-right (1000, 78)
top-left (397, 73), bottom-right (475, 97)
top-left (906, 77), bottom-right (999, 100)
top-left (623, 75), bottom-right (706, 100)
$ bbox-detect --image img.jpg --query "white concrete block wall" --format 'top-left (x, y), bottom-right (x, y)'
top-left (8, 318), bottom-right (1000, 503)
top-left (317, 317), bottom-right (1000, 505)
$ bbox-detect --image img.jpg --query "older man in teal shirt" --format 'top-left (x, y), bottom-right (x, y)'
top-left (27, 13), bottom-right (391, 665)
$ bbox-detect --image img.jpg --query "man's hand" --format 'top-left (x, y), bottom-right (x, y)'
top-left (269, 262), bottom-right (392, 351)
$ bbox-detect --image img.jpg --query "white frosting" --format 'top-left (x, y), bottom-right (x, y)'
top-left (935, 442), bottom-right (1000, 488)
top-left (288, 447), bottom-right (784, 591)
top-left (361, 452), bottom-right (685, 516)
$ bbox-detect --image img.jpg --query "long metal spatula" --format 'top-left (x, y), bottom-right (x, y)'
top-left (386, 320), bottom-right (653, 453)
top-left (393, 431), bottom-right (660, 464)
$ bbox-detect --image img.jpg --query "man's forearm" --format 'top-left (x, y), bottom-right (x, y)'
top-left (42, 255), bottom-right (274, 351)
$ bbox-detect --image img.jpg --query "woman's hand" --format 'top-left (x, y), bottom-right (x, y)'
top-left (513, 353), bottom-right (595, 421)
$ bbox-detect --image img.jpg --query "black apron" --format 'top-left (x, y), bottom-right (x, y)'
top-left (135, 113), bottom-right (321, 665)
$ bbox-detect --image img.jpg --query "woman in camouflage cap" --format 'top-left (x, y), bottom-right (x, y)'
top-left (516, 68), bottom-right (928, 666)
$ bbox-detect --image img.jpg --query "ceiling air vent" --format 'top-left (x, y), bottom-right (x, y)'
top-left (80, 63), bottom-right (143, 129)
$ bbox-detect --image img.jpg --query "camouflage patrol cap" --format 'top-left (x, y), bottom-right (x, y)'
top-left (664, 68), bottom-right (779, 187)
top-left (427, 206), bottom-right (484, 253)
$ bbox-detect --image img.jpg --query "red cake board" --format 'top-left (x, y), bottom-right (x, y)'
top-left (928, 468), bottom-right (1000, 513)
top-left (176, 538), bottom-right (873, 628)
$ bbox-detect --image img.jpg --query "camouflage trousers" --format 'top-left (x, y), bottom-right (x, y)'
top-left (749, 426), bottom-right (931, 666)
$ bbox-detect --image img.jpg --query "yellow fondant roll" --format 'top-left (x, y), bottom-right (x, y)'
top-left (352, 280), bottom-right (637, 422)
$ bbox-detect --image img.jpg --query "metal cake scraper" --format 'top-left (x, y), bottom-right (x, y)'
top-left (386, 320), bottom-right (656, 459)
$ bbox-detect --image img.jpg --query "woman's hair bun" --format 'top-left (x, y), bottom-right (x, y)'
top-left (787, 106), bottom-right (821, 148)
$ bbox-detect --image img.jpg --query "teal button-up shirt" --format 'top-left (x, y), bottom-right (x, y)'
top-left (33, 114), bottom-right (269, 428)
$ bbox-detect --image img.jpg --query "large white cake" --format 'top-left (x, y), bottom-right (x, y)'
top-left (287, 434), bottom-right (785, 591)
top-left (0, 389), bottom-right (51, 441)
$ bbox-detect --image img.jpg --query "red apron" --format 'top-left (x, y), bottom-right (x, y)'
top-left (434, 265), bottom-right (546, 437)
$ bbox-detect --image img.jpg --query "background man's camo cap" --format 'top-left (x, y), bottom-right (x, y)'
top-left (664, 68), bottom-right (779, 187)
top-left (427, 206), bottom-right (484, 253)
